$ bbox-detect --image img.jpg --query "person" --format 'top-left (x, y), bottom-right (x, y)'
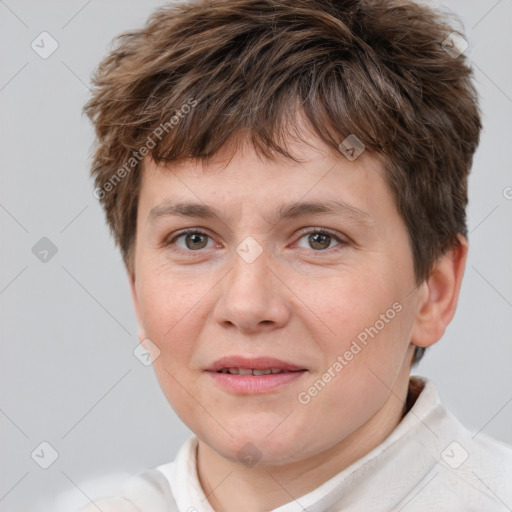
top-left (78, 0), bottom-right (512, 510)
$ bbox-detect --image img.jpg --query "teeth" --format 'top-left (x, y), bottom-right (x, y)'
top-left (252, 368), bottom-right (272, 375)
top-left (218, 368), bottom-right (286, 375)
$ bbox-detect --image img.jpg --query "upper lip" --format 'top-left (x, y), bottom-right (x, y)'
top-left (206, 356), bottom-right (306, 372)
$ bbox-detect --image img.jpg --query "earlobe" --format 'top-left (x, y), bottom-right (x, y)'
top-left (411, 235), bottom-right (468, 348)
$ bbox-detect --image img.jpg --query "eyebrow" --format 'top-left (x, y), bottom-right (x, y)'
top-left (147, 199), bottom-right (372, 227)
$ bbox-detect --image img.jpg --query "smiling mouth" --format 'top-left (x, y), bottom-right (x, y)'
top-left (216, 368), bottom-right (305, 375)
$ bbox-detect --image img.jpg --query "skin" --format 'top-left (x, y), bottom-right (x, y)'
top-left (129, 123), bottom-right (467, 512)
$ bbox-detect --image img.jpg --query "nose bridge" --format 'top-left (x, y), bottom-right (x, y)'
top-left (228, 238), bottom-right (273, 300)
top-left (214, 238), bottom-right (290, 331)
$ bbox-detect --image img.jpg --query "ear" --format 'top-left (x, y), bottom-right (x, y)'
top-left (128, 270), bottom-right (147, 343)
top-left (411, 235), bottom-right (468, 348)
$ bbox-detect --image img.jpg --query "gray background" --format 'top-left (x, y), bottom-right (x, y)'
top-left (0, 0), bottom-right (511, 510)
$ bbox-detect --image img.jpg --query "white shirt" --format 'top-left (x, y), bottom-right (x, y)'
top-left (74, 376), bottom-right (512, 511)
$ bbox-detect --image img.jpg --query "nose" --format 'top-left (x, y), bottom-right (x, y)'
top-left (213, 244), bottom-right (291, 333)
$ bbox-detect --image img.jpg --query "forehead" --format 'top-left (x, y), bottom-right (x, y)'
top-left (137, 131), bottom-right (393, 232)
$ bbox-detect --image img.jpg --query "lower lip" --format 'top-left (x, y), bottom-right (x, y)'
top-left (206, 370), bottom-right (307, 394)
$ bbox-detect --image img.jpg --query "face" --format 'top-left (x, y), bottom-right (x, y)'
top-left (130, 130), bottom-right (424, 467)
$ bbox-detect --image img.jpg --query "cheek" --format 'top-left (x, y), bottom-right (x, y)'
top-left (308, 270), bottom-right (405, 347)
top-left (135, 272), bottom-right (208, 418)
top-left (135, 270), bottom-right (206, 362)
top-left (299, 287), bottom-right (411, 441)
top-left (306, 273), bottom-right (413, 412)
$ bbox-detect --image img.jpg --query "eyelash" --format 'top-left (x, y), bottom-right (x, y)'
top-left (164, 227), bottom-right (348, 255)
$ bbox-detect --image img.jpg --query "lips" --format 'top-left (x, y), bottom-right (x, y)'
top-left (218, 368), bottom-right (289, 375)
top-left (206, 356), bottom-right (307, 394)
top-left (206, 356), bottom-right (306, 374)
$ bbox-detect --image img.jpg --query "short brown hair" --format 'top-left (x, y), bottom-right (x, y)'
top-left (83, 0), bottom-right (481, 365)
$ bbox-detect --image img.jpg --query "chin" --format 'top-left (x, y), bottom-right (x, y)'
top-left (199, 425), bottom-right (312, 467)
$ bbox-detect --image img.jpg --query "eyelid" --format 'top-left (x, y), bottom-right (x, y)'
top-left (293, 227), bottom-right (349, 250)
top-left (164, 228), bottom-right (216, 249)
top-left (296, 226), bottom-right (343, 239)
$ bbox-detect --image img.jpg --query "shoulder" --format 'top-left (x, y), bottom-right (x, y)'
top-left (462, 429), bottom-right (512, 495)
top-left (430, 403), bottom-right (512, 508)
top-left (401, 377), bottom-right (512, 509)
top-left (408, 435), bottom-right (512, 512)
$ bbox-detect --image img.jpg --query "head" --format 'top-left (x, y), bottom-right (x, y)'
top-left (84, 0), bottom-right (480, 466)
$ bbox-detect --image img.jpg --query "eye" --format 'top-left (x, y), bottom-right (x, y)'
top-left (295, 228), bottom-right (347, 252)
top-left (167, 229), bottom-right (215, 252)
top-left (164, 227), bottom-right (348, 255)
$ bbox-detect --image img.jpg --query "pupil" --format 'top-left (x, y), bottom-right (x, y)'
top-left (186, 233), bottom-right (207, 250)
top-left (309, 233), bottom-right (330, 250)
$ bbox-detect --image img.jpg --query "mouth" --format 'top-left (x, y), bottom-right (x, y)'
top-left (217, 368), bottom-right (305, 375)
top-left (206, 356), bottom-right (306, 373)
top-left (205, 356), bottom-right (307, 394)
top-left (215, 367), bottom-right (303, 375)
top-left (207, 369), bottom-right (307, 394)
